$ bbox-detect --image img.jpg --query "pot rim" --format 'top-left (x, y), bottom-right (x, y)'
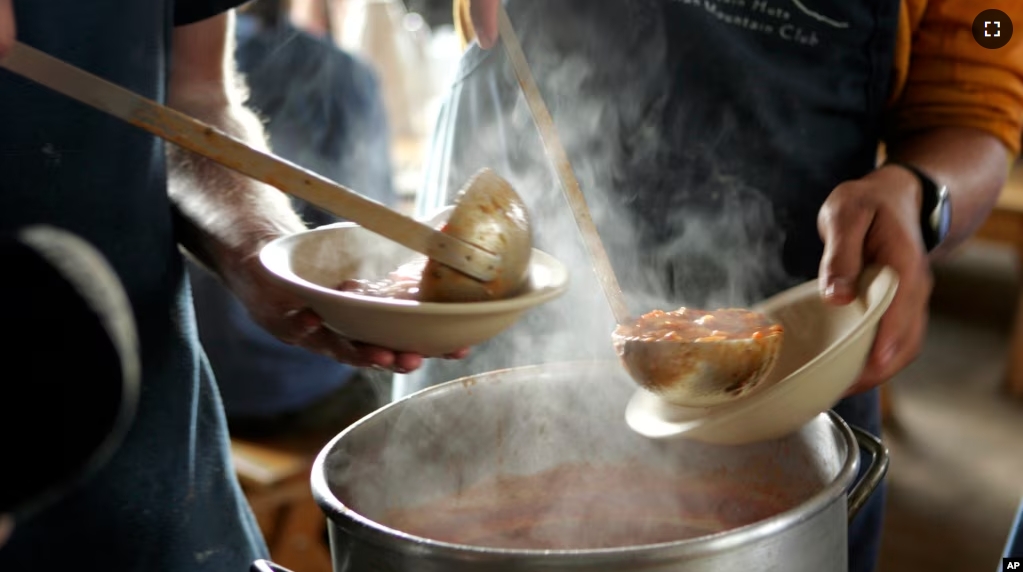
top-left (311, 361), bottom-right (860, 562)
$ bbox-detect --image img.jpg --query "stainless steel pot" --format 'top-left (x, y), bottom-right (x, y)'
top-left (312, 362), bottom-right (888, 571)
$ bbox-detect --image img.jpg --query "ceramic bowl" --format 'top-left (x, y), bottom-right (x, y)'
top-left (259, 210), bottom-right (569, 356)
top-left (625, 266), bottom-right (899, 445)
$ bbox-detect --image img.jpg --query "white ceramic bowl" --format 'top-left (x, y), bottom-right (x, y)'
top-left (259, 211), bottom-right (569, 356)
top-left (625, 266), bottom-right (899, 445)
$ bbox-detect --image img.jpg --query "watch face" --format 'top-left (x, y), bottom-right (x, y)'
top-left (896, 159), bottom-right (949, 252)
top-left (928, 186), bottom-right (951, 246)
top-left (936, 186), bottom-right (951, 239)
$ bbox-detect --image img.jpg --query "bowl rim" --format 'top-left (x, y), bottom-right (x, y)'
top-left (625, 265), bottom-right (900, 440)
top-left (259, 222), bottom-right (571, 315)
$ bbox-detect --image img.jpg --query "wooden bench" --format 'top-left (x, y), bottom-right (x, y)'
top-left (972, 160), bottom-right (1023, 398)
top-left (231, 438), bottom-right (333, 572)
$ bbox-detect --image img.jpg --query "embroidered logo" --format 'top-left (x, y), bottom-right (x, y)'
top-left (671, 0), bottom-right (851, 47)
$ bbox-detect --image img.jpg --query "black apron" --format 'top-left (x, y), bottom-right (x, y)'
top-left (0, 1), bottom-right (266, 570)
top-left (405, 2), bottom-right (899, 571)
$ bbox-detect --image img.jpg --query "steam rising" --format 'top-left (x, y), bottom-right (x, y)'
top-left (327, 363), bottom-right (832, 552)
top-left (403, 1), bottom-right (792, 389)
top-left (332, 1), bottom-right (801, 551)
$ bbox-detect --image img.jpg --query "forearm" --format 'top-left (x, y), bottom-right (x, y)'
top-left (166, 87), bottom-right (306, 277)
top-left (886, 126), bottom-right (1010, 259)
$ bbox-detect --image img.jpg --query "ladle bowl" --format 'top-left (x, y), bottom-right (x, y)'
top-left (624, 266), bottom-right (900, 444)
top-left (613, 326), bottom-right (783, 408)
top-left (421, 169), bottom-right (533, 302)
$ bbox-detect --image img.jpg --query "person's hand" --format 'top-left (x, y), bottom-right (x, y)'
top-left (219, 247), bottom-right (469, 374)
top-left (817, 164), bottom-right (934, 395)
top-left (0, 0), bottom-right (15, 58)
top-left (469, 0), bottom-right (500, 49)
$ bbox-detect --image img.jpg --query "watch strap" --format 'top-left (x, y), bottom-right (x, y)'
top-left (887, 161), bottom-right (944, 251)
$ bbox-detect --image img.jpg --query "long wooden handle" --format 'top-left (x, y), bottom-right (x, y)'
top-left (497, 8), bottom-right (631, 324)
top-left (0, 42), bottom-right (499, 282)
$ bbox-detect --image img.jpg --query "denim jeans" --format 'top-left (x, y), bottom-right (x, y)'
top-left (834, 388), bottom-right (885, 572)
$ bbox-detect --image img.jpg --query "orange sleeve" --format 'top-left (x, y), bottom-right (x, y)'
top-left (887, 0), bottom-right (920, 106)
top-left (885, 0), bottom-right (1023, 158)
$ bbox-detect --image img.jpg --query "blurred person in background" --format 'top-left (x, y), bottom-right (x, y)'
top-left (189, 0), bottom-right (399, 440)
top-left (406, 1), bottom-right (1023, 572)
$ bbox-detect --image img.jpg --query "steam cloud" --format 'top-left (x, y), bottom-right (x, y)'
top-left (331, 1), bottom-right (801, 552)
top-left (401, 0), bottom-right (792, 388)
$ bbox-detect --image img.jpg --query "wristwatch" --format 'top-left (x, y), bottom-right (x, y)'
top-left (888, 161), bottom-right (951, 252)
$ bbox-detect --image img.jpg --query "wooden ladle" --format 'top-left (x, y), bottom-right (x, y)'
top-left (0, 42), bottom-right (532, 303)
top-left (497, 6), bottom-right (783, 407)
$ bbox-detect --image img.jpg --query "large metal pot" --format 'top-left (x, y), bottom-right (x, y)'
top-left (311, 362), bottom-right (888, 571)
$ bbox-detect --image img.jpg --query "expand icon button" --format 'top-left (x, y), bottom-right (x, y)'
top-left (973, 9), bottom-right (1014, 49)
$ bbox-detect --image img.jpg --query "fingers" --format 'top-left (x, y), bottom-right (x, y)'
top-left (236, 269), bottom-right (469, 371)
top-left (0, 0), bottom-right (15, 58)
top-left (263, 308), bottom-right (455, 374)
top-left (821, 168), bottom-right (934, 397)
top-left (858, 265), bottom-right (931, 389)
top-left (844, 310), bottom-right (927, 397)
top-left (288, 324), bottom-right (398, 369)
top-left (470, 0), bottom-right (500, 49)
top-left (261, 307), bottom-right (321, 345)
top-left (226, 256), bottom-right (468, 372)
top-left (390, 351), bottom-right (424, 374)
top-left (842, 255), bottom-right (930, 397)
top-left (444, 347), bottom-right (471, 360)
top-left (817, 186), bottom-right (875, 305)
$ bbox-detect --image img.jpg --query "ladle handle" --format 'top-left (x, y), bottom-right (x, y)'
top-left (497, 7), bottom-right (632, 324)
top-left (0, 42), bottom-right (500, 282)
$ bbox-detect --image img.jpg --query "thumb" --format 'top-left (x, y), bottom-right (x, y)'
top-left (817, 196), bottom-right (873, 305)
top-left (469, 0), bottom-right (500, 49)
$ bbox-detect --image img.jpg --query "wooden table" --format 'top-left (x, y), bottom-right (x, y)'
top-left (973, 160), bottom-right (1023, 398)
top-left (231, 439), bottom-right (333, 572)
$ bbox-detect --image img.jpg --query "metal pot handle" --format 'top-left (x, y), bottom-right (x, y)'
top-left (847, 425), bottom-right (890, 523)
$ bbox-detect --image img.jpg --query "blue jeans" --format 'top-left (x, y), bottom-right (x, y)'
top-left (834, 388), bottom-right (885, 572)
top-left (1004, 498), bottom-right (1023, 560)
